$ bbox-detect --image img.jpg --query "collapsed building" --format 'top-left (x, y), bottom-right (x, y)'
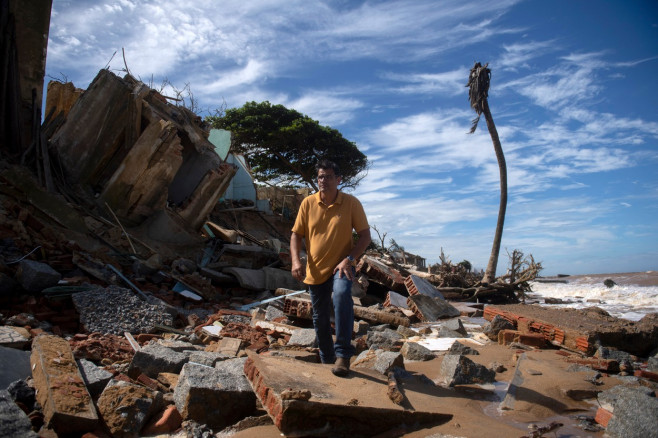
top-left (1, 2), bottom-right (658, 438)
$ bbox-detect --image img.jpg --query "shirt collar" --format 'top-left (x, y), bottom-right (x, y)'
top-left (315, 190), bottom-right (343, 206)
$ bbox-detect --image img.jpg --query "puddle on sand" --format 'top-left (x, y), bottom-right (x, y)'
top-left (479, 386), bottom-right (604, 437)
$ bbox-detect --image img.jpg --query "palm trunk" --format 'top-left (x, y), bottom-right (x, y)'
top-left (481, 99), bottom-right (507, 284)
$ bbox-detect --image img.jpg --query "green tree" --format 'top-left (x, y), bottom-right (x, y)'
top-left (207, 101), bottom-right (368, 190)
top-left (467, 62), bottom-right (507, 284)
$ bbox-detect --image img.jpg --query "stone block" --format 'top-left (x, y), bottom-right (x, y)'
top-left (366, 328), bottom-right (403, 351)
top-left (437, 354), bottom-right (495, 387)
top-left (485, 315), bottom-right (515, 340)
top-left (128, 344), bottom-right (189, 378)
top-left (0, 326), bottom-right (30, 349)
top-left (0, 389), bottom-right (37, 438)
top-left (30, 335), bottom-right (98, 434)
top-left (353, 349), bottom-right (404, 375)
top-left (188, 351), bottom-right (230, 367)
top-left (77, 359), bottom-right (113, 398)
top-left (400, 342), bottom-right (434, 361)
top-left (264, 305), bottom-right (285, 321)
top-left (17, 260), bottom-right (61, 292)
top-left (287, 328), bottom-right (317, 347)
top-left (606, 385), bottom-right (658, 438)
top-left (441, 318), bottom-right (467, 336)
top-left (174, 360), bottom-right (256, 430)
top-left (448, 341), bottom-right (480, 356)
top-left (96, 379), bottom-right (163, 438)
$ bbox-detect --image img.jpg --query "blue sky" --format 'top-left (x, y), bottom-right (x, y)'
top-left (45, 1), bottom-right (658, 276)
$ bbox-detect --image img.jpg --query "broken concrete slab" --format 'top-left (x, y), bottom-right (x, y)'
top-left (30, 334), bottom-right (98, 434)
top-left (0, 389), bottom-right (37, 438)
top-left (16, 259), bottom-right (61, 292)
top-left (500, 351), bottom-right (613, 418)
top-left (0, 326), bottom-right (30, 349)
top-left (263, 266), bottom-right (303, 291)
top-left (407, 294), bottom-right (460, 321)
top-left (174, 360), bottom-right (256, 430)
top-left (96, 379), bottom-right (163, 438)
top-left (484, 304), bottom-right (658, 356)
top-left (405, 274), bottom-right (445, 300)
top-left (437, 354), bottom-right (495, 387)
top-left (244, 352), bottom-right (451, 437)
top-left (77, 358), bottom-right (112, 399)
top-left (223, 267), bottom-right (266, 291)
top-left (384, 290), bottom-right (409, 309)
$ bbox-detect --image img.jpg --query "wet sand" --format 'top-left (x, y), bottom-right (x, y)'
top-left (231, 341), bottom-right (620, 438)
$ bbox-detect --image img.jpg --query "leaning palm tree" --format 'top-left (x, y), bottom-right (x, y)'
top-left (467, 62), bottom-right (507, 285)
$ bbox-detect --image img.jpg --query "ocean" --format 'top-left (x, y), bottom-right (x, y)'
top-left (527, 271), bottom-right (658, 321)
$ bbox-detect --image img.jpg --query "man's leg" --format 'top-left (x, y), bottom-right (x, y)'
top-left (332, 269), bottom-right (355, 360)
top-left (309, 279), bottom-right (336, 364)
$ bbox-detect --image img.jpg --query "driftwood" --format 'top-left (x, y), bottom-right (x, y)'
top-left (353, 306), bottom-right (410, 327)
top-left (386, 371), bottom-right (405, 405)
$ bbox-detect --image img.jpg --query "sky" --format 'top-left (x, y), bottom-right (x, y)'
top-left (44, 0), bottom-right (658, 276)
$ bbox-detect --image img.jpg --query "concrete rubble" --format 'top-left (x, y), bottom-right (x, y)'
top-left (1, 4), bottom-right (657, 436)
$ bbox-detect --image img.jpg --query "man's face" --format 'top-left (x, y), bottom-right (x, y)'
top-left (317, 168), bottom-right (341, 192)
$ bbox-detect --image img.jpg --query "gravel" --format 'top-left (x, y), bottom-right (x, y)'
top-left (72, 285), bottom-right (174, 335)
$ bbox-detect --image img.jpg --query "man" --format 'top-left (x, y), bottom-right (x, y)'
top-left (291, 160), bottom-right (371, 377)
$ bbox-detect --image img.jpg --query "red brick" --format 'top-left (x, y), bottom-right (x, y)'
top-left (595, 407), bottom-right (613, 427)
top-left (565, 357), bottom-right (619, 373)
top-left (141, 405), bottom-right (183, 435)
top-left (498, 329), bottom-right (520, 345)
top-left (634, 369), bottom-right (658, 382)
top-left (136, 373), bottom-right (160, 391)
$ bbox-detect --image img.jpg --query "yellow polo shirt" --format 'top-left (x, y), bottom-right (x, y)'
top-left (292, 191), bottom-right (369, 285)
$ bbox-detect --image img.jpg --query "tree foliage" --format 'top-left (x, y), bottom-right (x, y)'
top-left (206, 101), bottom-right (368, 190)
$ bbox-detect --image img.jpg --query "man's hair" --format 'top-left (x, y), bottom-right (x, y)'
top-left (316, 159), bottom-right (341, 176)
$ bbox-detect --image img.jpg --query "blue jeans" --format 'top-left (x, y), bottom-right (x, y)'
top-left (309, 270), bottom-right (355, 363)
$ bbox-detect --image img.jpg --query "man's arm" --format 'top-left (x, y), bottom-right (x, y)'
top-left (290, 231), bottom-right (305, 282)
top-left (334, 227), bottom-right (371, 280)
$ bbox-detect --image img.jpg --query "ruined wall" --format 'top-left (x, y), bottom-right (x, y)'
top-left (48, 69), bottom-right (236, 232)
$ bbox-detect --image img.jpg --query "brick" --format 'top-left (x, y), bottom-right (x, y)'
top-left (141, 404), bottom-right (182, 435)
top-left (595, 407), bottom-right (613, 427)
top-left (634, 369), bottom-right (658, 382)
top-left (564, 357), bottom-right (620, 373)
top-left (30, 335), bottom-right (98, 434)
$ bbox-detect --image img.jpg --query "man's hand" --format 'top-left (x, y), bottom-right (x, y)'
top-left (290, 232), bottom-right (305, 282)
top-left (291, 261), bottom-right (305, 282)
top-left (334, 257), bottom-right (355, 281)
